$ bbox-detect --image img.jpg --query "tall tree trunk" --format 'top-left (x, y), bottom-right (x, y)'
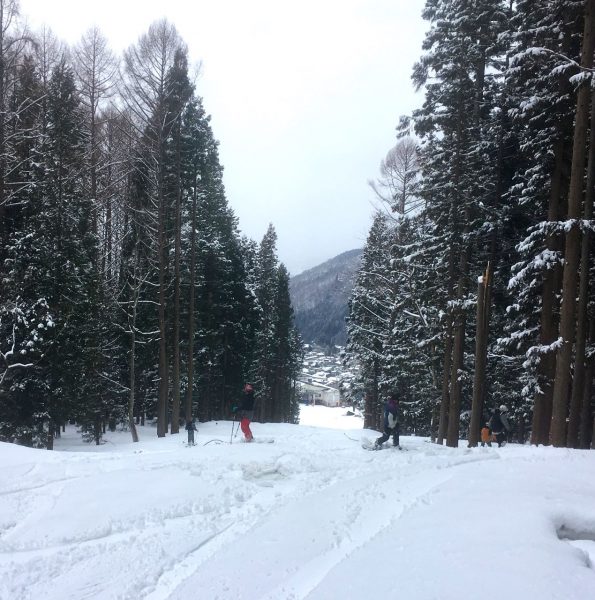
top-left (90, 86), bottom-right (97, 236)
top-left (363, 358), bottom-right (379, 430)
top-left (469, 264), bottom-right (491, 447)
top-left (171, 116), bottom-right (182, 434)
top-left (568, 88), bottom-right (595, 447)
top-left (448, 24), bottom-right (488, 449)
top-left (447, 243), bottom-right (469, 448)
top-left (445, 83), bottom-right (469, 448)
top-left (128, 250), bottom-right (140, 443)
top-left (46, 420), bottom-right (54, 451)
top-left (103, 120), bottom-right (114, 279)
top-left (532, 137), bottom-right (565, 445)
top-left (446, 300), bottom-right (466, 446)
top-left (373, 357), bottom-right (381, 431)
top-left (580, 317), bottom-right (595, 448)
top-left (128, 319), bottom-right (139, 443)
top-left (437, 251), bottom-right (455, 445)
top-left (551, 0), bottom-right (595, 447)
top-left (185, 177), bottom-right (198, 423)
top-left (0, 2), bottom-right (6, 254)
top-left (437, 328), bottom-right (452, 444)
top-left (157, 147), bottom-right (168, 438)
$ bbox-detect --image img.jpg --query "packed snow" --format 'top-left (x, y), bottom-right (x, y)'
top-left (1, 405), bottom-right (595, 600)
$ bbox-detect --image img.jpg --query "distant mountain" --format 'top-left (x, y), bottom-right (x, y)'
top-left (290, 248), bottom-right (363, 347)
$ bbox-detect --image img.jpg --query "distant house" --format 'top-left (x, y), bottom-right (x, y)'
top-left (298, 380), bottom-right (341, 407)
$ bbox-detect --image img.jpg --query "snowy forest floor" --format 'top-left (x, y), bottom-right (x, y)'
top-left (1, 405), bottom-right (595, 600)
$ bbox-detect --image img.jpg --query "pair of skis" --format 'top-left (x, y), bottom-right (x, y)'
top-left (202, 437), bottom-right (275, 446)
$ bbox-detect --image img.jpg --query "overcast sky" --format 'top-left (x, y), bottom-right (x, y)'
top-left (20, 0), bottom-right (427, 275)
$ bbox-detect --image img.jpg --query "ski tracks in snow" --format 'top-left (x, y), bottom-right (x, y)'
top-left (0, 430), bottom-right (499, 600)
top-left (164, 442), bottom-right (498, 600)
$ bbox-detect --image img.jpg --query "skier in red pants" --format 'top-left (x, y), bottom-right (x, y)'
top-left (233, 383), bottom-right (255, 442)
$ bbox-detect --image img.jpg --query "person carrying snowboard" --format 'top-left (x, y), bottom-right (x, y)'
top-left (375, 395), bottom-right (400, 449)
top-left (233, 383), bottom-right (255, 442)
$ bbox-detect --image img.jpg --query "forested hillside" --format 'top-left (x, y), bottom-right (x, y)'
top-left (290, 249), bottom-right (362, 347)
top-left (348, 0), bottom-right (595, 450)
top-left (0, 7), bottom-right (302, 448)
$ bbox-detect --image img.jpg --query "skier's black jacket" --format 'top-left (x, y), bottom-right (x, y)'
top-left (239, 390), bottom-right (255, 412)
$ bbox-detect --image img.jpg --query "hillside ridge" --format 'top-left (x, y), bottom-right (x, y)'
top-left (290, 248), bottom-right (362, 346)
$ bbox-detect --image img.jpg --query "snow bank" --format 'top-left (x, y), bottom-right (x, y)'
top-left (1, 407), bottom-right (594, 600)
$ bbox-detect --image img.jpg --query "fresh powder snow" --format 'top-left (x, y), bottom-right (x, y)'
top-left (1, 405), bottom-right (595, 600)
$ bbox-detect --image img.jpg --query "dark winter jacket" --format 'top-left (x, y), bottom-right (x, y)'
top-left (489, 410), bottom-right (510, 434)
top-left (489, 411), bottom-right (503, 433)
top-left (185, 421), bottom-right (197, 431)
top-left (237, 390), bottom-right (255, 419)
top-left (383, 399), bottom-right (399, 431)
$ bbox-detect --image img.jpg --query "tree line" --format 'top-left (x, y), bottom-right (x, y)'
top-left (0, 1), bottom-right (302, 448)
top-left (348, 0), bottom-right (595, 449)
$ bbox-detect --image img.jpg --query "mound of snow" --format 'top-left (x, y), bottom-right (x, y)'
top-left (1, 418), bottom-right (594, 600)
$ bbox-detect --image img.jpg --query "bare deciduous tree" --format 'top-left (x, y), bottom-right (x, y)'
top-left (73, 26), bottom-right (117, 238)
top-left (121, 19), bottom-right (185, 438)
top-left (369, 137), bottom-right (420, 216)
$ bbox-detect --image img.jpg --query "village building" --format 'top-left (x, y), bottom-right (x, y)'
top-left (297, 380), bottom-right (341, 407)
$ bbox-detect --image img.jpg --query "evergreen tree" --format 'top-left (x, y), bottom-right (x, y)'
top-left (0, 17), bottom-right (302, 447)
top-left (271, 264), bottom-right (302, 423)
top-left (347, 213), bottom-right (392, 430)
top-left (502, 0), bottom-right (584, 445)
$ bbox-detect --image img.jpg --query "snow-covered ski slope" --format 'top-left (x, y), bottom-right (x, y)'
top-left (1, 405), bottom-right (595, 600)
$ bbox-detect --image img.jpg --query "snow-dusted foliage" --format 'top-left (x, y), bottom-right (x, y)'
top-left (347, 0), bottom-right (595, 449)
top-left (0, 6), bottom-right (302, 447)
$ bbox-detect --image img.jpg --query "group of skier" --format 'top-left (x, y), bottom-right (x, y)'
top-left (185, 383), bottom-right (512, 449)
top-left (481, 405), bottom-right (512, 448)
top-left (372, 396), bottom-right (512, 450)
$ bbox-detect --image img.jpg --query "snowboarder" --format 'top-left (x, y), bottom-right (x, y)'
top-left (480, 422), bottom-right (492, 447)
top-left (233, 383), bottom-right (255, 442)
top-left (488, 405), bottom-right (511, 447)
top-left (185, 419), bottom-right (197, 446)
top-left (375, 395), bottom-right (400, 449)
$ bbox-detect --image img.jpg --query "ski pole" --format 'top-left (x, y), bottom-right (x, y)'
top-left (230, 414), bottom-right (236, 444)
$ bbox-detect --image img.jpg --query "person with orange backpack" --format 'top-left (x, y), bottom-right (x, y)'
top-left (480, 422), bottom-right (492, 447)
